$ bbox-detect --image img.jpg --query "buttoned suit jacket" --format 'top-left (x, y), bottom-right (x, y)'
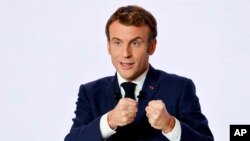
top-left (65, 65), bottom-right (213, 141)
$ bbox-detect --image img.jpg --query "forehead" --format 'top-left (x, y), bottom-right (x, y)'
top-left (109, 21), bottom-right (150, 41)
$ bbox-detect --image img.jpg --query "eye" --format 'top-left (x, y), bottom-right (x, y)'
top-left (131, 40), bottom-right (141, 47)
top-left (113, 40), bottom-right (122, 47)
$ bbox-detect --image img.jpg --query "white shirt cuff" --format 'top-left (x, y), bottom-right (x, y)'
top-left (100, 112), bottom-right (116, 139)
top-left (162, 117), bottom-right (181, 141)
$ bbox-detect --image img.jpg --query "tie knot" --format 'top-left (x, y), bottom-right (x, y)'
top-left (121, 82), bottom-right (136, 99)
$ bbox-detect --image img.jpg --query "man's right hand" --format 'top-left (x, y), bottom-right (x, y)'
top-left (107, 98), bottom-right (138, 129)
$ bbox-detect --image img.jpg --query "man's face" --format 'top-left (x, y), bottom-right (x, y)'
top-left (108, 21), bottom-right (156, 81)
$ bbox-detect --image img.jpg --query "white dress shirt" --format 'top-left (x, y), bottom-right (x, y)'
top-left (100, 67), bottom-right (181, 141)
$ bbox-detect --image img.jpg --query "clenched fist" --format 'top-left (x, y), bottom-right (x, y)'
top-left (108, 98), bottom-right (138, 129)
top-left (145, 100), bottom-right (175, 133)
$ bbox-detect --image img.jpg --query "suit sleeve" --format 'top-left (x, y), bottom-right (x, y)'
top-left (64, 85), bottom-right (103, 141)
top-left (178, 79), bottom-right (214, 141)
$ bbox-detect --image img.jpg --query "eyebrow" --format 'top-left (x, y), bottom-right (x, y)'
top-left (111, 36), bottom-right (144, 42)
top-left (111, 37), bottom-right (121, 41)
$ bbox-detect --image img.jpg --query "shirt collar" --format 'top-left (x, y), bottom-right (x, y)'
top-left (117, 66), bottom-right (149, 94)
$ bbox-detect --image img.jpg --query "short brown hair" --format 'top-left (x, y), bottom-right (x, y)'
top-left (105, 5), bottom-right (157, 42)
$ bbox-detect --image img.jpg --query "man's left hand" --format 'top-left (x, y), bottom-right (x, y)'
top-left (145, 100), bottom-right (175, 133)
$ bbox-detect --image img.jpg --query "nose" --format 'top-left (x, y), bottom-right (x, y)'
top-left (121, 45), bottom-right (132, 58)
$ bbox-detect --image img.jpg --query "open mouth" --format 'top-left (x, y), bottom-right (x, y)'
top-left (120, 62), bottom-right (134, 69)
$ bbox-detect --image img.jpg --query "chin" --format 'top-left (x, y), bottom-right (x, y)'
top-left (120, 72), bottom-right (134, 81)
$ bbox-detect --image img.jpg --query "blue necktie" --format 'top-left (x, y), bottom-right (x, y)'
top-left (121, 82), bottom-right (136, 100)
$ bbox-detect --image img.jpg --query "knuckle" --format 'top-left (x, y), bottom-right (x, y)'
top-left (121, 117), bottom-right (129, 123)
top-left (121, 111), bottom-right (127, 116)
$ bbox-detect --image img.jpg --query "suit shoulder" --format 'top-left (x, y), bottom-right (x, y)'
top-left (80, 76), bottom-right (114, 89)
top-left (155, 69), bottom-right (196, 96)
top-left (156, 69), bottom-right (193, 84)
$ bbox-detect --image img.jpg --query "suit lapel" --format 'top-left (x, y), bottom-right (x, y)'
top-left (135, 65), bottom-right (160, 121)
top-left (105, 73), bottom-right (121, 112)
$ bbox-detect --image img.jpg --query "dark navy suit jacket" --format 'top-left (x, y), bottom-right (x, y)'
top-left (65, 66), bottom-right (213, 141)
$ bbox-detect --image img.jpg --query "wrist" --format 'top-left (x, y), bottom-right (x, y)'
top-left (107, 111), bottom-right (117, 130)
top-left (162, 116), bottom-right (175, 133)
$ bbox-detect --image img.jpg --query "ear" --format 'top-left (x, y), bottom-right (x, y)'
top-left (148, 39), bottom-right (157, 55)
top-left (107, 41), bottom-right (111, 55)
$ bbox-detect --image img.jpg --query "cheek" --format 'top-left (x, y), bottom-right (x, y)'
top-left (135, 53), bottom-right (149, 66)
top-left (110, 52), bottom-right (120, 64)
top-left (110, 47), bottom-right (121, 56)
top-left (137, 51), bottom-right (149, 60)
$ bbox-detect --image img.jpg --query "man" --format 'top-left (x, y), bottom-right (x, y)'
top-left (65, 5), bottom-right (213, 141)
